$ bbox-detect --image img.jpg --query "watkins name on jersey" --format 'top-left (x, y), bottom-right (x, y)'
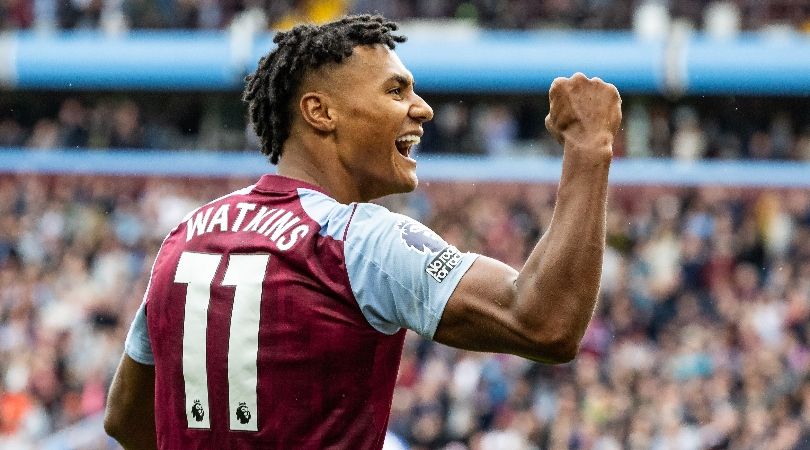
top-left (184, 202), bottom-right (310, 251)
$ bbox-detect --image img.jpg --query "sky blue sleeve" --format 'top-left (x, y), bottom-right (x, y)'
top-left (124, 301), bottom-right (155, 365)
top-left (344, 203), bottom-right (478, 339)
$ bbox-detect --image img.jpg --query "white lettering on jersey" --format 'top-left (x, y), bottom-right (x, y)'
top-left (232, 203), bottom-right (257, 232)
top-left (276, 224), bottom-right (310, 251)
top-left (256, 209), bottom-right (286, 234)
top-left (186, 208), bottom-right (213, 241)
top-left (184, 203), bottom-right (308, 251)
top-left (242, 207), bottom-right (276, 232)
top-left (263, 212), bottom-right (300, 241)
top-left (206, 204), bottom-right (230, 233)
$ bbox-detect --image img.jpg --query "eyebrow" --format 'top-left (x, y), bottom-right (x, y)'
top-left (388, 74), bottom-right (415, 88)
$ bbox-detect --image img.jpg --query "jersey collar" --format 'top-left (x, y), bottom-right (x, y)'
top-left (254, 174), bottom-right (331, 196)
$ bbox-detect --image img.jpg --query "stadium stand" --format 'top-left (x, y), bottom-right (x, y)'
top-left (2, 1), bottom-right (810, 449)
top-left (1, 0), bottom-right (809, 32)
top-left (1, 172), bottom-right (810, 448)
top-left (2, 3), bottom-right (810, 159)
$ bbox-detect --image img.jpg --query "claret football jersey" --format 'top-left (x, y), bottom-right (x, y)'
top-left (124, 174), bottom-right (477, 449)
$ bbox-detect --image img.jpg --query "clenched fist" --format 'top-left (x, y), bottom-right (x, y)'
top-left (545, 73), bottom-right (622, 157)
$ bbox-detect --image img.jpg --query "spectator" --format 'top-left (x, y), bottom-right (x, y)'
top-left (0, 119), bottom-right (25, 147)
top-left (108, 101), bottom-right (144, 149)
top-left (56, 98), bottom-right (89, 149)
top-left (25, 119), bottom-right (59, 150)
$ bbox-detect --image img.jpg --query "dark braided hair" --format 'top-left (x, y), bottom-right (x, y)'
top-left (242, 15), bottom-right (406, 164)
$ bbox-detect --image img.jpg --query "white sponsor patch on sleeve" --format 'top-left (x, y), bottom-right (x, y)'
top-left (426, 246), bottom-right (463, 283)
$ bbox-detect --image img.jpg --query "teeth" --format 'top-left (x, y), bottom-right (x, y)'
top-left (396, 135), bottom-right (421, 145)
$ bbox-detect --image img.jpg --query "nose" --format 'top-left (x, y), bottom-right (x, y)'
top-left (410, 94), bottom-right (434, 123)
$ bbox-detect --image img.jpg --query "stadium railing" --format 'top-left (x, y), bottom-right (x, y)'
top-left (3, 149), bottom-right (810, 188)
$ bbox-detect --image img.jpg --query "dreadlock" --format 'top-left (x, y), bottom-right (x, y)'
top-left (242, 14), bottom-right (406, 164)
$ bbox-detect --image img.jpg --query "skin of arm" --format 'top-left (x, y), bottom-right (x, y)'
top-left (434, 72), bottom-right (622, 363)
top-left (104, 354), bottom-right (157, 450)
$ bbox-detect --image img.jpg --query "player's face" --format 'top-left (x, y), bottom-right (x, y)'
top-left (330, 45), bottom-right (433, 200)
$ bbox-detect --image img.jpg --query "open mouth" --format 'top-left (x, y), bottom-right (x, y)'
top-left (395, 135), bottom-right (421, 158)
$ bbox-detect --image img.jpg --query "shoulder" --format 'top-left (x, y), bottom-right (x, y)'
top-left (296, 189), bottom-right (413, 244)
top-left (296, 188), bottom-right (359, 241)
top-left (347, 204), bottom-right (446, 255)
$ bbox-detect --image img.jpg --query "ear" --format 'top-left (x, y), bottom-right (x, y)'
top-left (299, 92), bottom-right (336, 132)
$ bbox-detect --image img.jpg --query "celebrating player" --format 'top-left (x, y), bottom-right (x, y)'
top-left (104, 14), bottom-right (621, 449)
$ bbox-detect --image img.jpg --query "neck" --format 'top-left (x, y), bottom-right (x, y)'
top-left (276, 139), bottom-right (362, 204)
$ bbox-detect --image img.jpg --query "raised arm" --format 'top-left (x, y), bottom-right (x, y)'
top-left (433, 73), bottom-right (621, 363)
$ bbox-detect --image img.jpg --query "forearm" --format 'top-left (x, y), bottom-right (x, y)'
top-left (515, 140), bottom-right (611, 357)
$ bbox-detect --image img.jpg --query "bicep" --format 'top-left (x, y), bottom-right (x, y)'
top-left (108, 353), bottom-right (155, 401)
top-left (433, 256), bottom-right (540, 359)
top-left (108, 301), bottom-right (156, 430)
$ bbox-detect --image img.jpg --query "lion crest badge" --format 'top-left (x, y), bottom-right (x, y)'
top-left (236, 402), bottom-right (252, 424)
top-left (191, 399), bottom-right (205, 422)
top-left (397, 220), bottom-right (445, 254)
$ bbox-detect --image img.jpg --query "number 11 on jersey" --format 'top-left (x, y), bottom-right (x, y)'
top-left (174, 251), bottom-right (270, 432)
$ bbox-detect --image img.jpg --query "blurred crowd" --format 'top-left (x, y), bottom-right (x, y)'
top-left (0, 96), bottom-right (219, 152)
top-left (389, 182), bottom-right (810, 449)
top-left (2, 94), bottom-right (810, 161)
top-left (1, 0), bottom-right (809, 32)
top-left (1, 173), bottom-right (810, 449)
top-left (424, 98), bottom-right (810, 160)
